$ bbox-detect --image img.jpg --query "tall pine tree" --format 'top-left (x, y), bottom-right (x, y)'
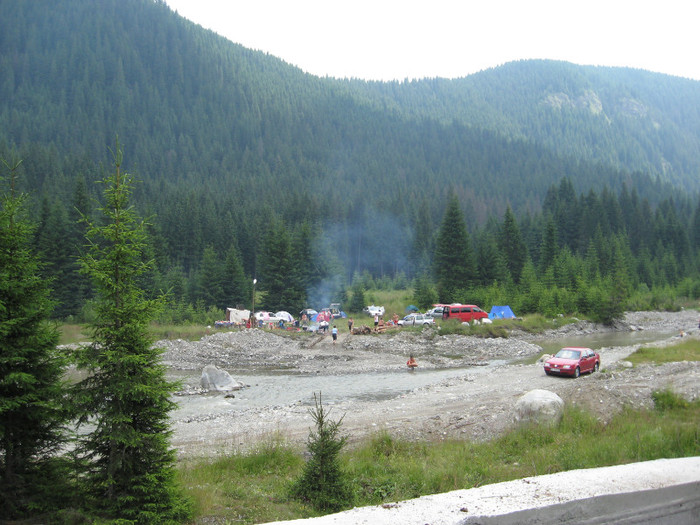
top-left (0, 159), bottom-right (67, 519)
top-left (433, 194), bottom-right (474, 303)
top-left (73, 144), bottom-right (189, 523)
top-left (499, 206), bottom-right (527, 284)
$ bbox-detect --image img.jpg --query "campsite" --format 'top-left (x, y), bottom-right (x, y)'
top-left (217, 302), bottom-right (519, 335)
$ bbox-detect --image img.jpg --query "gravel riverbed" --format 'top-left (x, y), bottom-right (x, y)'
top-left (161, 310), bottom-right (700, 458)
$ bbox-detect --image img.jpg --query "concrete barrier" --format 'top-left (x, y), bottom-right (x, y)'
top-left (462, 481), bottom-right (700, 524)
top-left (267, 457), bottom-right (700, 525)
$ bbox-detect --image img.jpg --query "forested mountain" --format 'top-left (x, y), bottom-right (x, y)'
top-left (1, 0), bottom-right (699, 319)
top-left (348, 62), bottom-right (700, 192)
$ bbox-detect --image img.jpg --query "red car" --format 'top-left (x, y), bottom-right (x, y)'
top-left (544, 347), bottom-right (600, 378)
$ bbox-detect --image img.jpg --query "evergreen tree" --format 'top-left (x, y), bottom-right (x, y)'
top-left (475, 232), bottom-right (508, 286)
top-left (433, 194), bottom-right (474, 302)
top-left (348, 281), bottom-right (366, 313)
top-left (289, 393), bottom-right (354, 512)
top-left (413, 274), bottom-right (438, 310)
top-left (409, 199), bottom-right (434, 276)
top-left (539, 215), bottom-right (558, 275)
top-left (73, 145), bottom-right (189, 523)
top-left (259, 218), bottom-right (295, 311)
top-left (222, 243), bottom-right (250, 309)
top-left (691, 196), bottom-right (700, 253)
top-left (65, 175), bottom-right (94, 317)
top-left (498, 206), bottom-right (527, 284)
top-left (196, 245), bottom-right (228, 309)
top-left (0, 159), bottom-right (67, 519)
top-left (33, 196), bottom-right (73, 317)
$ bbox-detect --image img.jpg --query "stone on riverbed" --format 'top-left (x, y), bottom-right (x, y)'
top-left (200, 364), bottom-right (244, 392)
top-left (513, 389), bottom-right (564, 426)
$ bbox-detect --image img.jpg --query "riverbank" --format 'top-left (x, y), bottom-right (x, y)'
top-left (165, 310), bottom-right (699, 458)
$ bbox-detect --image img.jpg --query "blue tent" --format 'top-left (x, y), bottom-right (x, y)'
top-left (489, 305), bottom-right (516, 319)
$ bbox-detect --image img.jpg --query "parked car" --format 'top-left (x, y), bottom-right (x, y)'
top-left (254, 311), bottom-right (284, 324)
top-left (544, 347), bottom-right (600, 378)
top-left (321, 305), bottom-right (347, 319)
top-left (363, 305), bottom-right (385, 317)
top-left (398, 313), bottom-right (435, 327)
top-left (425, 305), bottom-right (445, 318)
top-left (441, 304), bottom-right (489, 324)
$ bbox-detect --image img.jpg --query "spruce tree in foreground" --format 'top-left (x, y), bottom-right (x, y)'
top-left (290, 393), bottom-right (354, 512)
top-left (73, 145), bottom-right (189, 523)
top-left (0, 159), bottom-right (67, 519)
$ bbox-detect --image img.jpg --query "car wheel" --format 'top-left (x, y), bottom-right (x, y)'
top-left (594, 361), bottom-right (599, 373)
top-left (544, 370), bottom-right (551, 376)
top-left (574, 367), bottom-right (580, 378)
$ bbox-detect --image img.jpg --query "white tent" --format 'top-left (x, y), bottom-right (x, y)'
top-left (275, 311), bottom-right (294, 322)
top-left (226, 308), bottom-right (250, 323)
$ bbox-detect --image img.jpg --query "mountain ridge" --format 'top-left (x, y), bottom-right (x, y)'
top-left (2, 0), bottom-right (699, 208)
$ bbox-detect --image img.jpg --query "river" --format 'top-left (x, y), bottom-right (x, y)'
top-left (170, 328), bottom-right (676, 418)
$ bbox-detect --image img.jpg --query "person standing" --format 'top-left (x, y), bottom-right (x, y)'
top-left (348, 317), bottom-right (354, 332)
top-left (374, 313), bottom-right (379, 328)
top-left (331, 325), bottom-right (338, 343)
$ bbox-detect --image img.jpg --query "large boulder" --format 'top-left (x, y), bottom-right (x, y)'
top-left (513, 389), bottom-right (564, 426)
top-left (201, 364), bottom-right (244, 392)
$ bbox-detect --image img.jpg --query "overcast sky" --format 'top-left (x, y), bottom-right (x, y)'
top-left (164, 0), bottom-right (700, 82)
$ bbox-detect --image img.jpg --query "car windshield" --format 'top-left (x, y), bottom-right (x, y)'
top-left (555, 349), bottom-right (581, 360)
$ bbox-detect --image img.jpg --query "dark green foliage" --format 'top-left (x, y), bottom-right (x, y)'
top-left (0, 159), bottom-right (68, 519)
top-left (222, 243), bottom-right (250, 309)
top-left (73, 145), bottom-right (190, 523)
top-left (195, 245), bottom-right (229, 310)
top-left (290, 393), bottom-right (354, 512)
top-left (433, 194), bottom-right (475, 302)
top-left (498, 207), bottom-right (527, 284)
top-left (0, 1), bottom-right (699, 320)
top-left (652, 389), bottom-right (690, 412)
top-left (259, 217), bottom-right (298, 312)
top-left (413, 274), bottom-right (438, 310)
top-left (348, 281), bottom-right (366, 313)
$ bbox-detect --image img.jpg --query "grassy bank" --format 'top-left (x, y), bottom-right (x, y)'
top-left (627, 337), bottom-right (700, 365)
top-left (177, 394), bottom-right (700, 524)
top-left (59, 322), bottom-right (218, 345)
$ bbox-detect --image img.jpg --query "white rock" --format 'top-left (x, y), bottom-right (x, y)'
top-left (200, 364), bottom-right (244, 392)
top-left (513, 389), bottom-right (564, 426)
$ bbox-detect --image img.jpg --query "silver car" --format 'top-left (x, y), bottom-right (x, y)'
top-left (398, 313), bottom-right (435, 327)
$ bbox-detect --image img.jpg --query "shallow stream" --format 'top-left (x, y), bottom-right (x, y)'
top-left (171, 328), bottom-right (675, 418)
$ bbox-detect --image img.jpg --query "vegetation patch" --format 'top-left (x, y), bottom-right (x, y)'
top-left (627, 339), bottom-right (700, 365)
top-left (178, 400), bottom-right (700, 524)
top-left (58, 323), bottom-right (91, 345)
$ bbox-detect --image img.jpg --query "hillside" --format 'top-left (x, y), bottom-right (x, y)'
top-left (3, 0), bottom-right (698, 208)
top-left (1, 0), bottom-right (699, 319)
top-left (348, 61), bottom-right (700, 192)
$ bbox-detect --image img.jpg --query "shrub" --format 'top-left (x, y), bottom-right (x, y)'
top-left (289, 393), bottom-right (354, 512)
top-left (652, 389), bottom-right (689, 412)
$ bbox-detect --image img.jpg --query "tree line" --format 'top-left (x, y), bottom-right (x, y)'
top-left (15, 146), bottom-right (700, 324)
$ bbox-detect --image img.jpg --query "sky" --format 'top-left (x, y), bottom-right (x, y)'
top-left (164, 0), bottom-right (700, 82)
